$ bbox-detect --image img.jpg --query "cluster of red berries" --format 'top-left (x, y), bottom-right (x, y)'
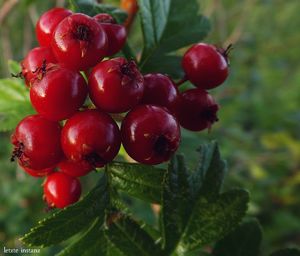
top-left (11, 7), bottom-right (230, 209)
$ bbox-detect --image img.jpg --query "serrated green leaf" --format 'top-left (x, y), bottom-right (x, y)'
top-left (212, 218), bottom-right (262, 256)
top-left (160, 143), bottom-right (231, 254)
top-left (21, 175), bottom-right (109, 247)
top-left (108, 162), bottom-right (166, 203)
top-left (140, 222), bottom-right (161, 242)
top-left (138, 0), bottom-right (210, 73)
top-left (72, 0), bottom-right (127, 24)
top-left (190, 141), bottom-right (227, 201)
top-left (0, 78), bottom-right (34, 132)
top-left (105, 215), bottom-right (162, 256)
top-left (270, 248), bottom-right (300, 256)
top-left (161, 155), bottom-right (191, 254)
top-left (57, 218), bottom-right (123, 256)
top-left (180, 189), bottom-right (249, 251)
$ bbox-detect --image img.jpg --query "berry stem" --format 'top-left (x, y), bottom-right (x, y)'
top-left (121, 0), bottom-right (138, 31)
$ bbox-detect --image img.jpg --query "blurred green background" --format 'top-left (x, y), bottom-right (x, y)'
top-left (0, 0), bottom-right (300, 255)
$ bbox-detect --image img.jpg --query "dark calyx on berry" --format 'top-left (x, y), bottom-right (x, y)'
top-left (11, 141), bottom-right (25, 162)
top-left (74, 24), bottom-right (90, 41)
top-left (84, 152), bottom-right (104, 167)
top-left (120, 60), bottom-right (143, 84)
top-left (120, 61), bottom-right (137, 77)
top-left (11, 71), bottom-right (24, 79)
top-left (153, 135), bottom-right (171, 156)
top-left (201, 104), bottom-right (219, 124)
top-left (32, 59), bottom-right (48, 81)
top-left (217, 44), bottom-right (233, 63)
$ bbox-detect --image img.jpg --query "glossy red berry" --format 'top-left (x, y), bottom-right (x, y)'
top-left (94, 13), bottom-right (127, 56)
top-left (11, 115), bottom-right (63, 170)
top-left (61, 109), bottom-right (121, 167)
top-left (121, 105), bottom-right (181, 165)
top-left (89, 57), bottom-right (144, 113)
top-left (21, 47), bottom-right (57, 87)
top-left (43, 172), bottom-right (81, 209)
top-left (36, 7), bottom-right (72, 47)
top-left (58, 159), bottom-right (93, 177)
top-left (141, 73), bottom-right (179, 113)
top-left (176, 88), bottom-right (219, 131)
top-left (20, 165), bottom-right (54, 178)
top-left (182, 43), bottom-right (229, 89)
top-left (51, 13), bottom-right (107, 71)
top-left (30, 66), bottom-right (87, 121)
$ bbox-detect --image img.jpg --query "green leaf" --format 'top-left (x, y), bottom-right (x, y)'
top-left (138, 0), bottom-right (210, 74)
top-left (181, 189), bottom-right (249, 251)
top-left (72, 0), bottom-right (128, 24)
top-left (270, 249), bottom-right (300, 256)
top-left (140, 54), bottom-right (183, 79)
top-left (108, 162), bottom-right (166, 203)
top-left (185, 250), bottom-right (211, 256)
top-left (57, 218), bottom-right (123, 256)
top-left (160, 145), bottom-right (248, 255)
top-left (212, 218), bottom-right (263, 256)
top-left (190, 141), bottom-right (227, 201)
top-left (105, 215), bottom-right (162, 256)
top-left (21, 175), bottom-right (109, 247)
top-left (161, 155), bottom-right (191, 254)
top-left (0, 78), bottom-right (34, 132)
top-left (8, 60), bottom-right (21, 74)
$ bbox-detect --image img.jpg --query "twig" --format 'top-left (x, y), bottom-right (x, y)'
top-left (223, 0), bottom-right (256, 47)
top-left (0, 0), bottom-right (19, 25)
top-left (23, 9), bottom-right (33, 57)
top-left (56, 0), bottom-right (65, 7)
top-left (1, 26), bottom-right (13, 75)
top-left (120, 0), bottom-right (138, 32)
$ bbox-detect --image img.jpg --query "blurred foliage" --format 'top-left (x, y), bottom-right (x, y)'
top-left (0, 0), bottom-right (300, 255)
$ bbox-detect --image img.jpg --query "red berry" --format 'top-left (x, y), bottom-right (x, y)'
top-left (11, 115), bottom-right (63, 170)
top-left (94, 13), bottom-right (116, 23)
top-left (21, 47), bottom-right (57, 87)
top-left (61, 109), bottom-right (121, 167)
top-left (43, 172), bottom-right (81, 209)
top-left (88, 57), bottom-right (144, 113)
top-left (58, 159), bottom-right (93, 177)
top-left (30, 66), bottom-right (87, 121)
top-left (36, 7), bottom-right (72, 47)
top-left (141, 73), bottom-right (179, 113)
top-left (176, 88), bottom-right (219, 131)
top-left (20, 165), bottom-right (54, 178)
top-left (182, 43), bottom-right (229, 89)
top-left (121, 105), bottom-right (180, 165)
top-left (94, 13), bottom-right (127, 56)
top-left (51, 13), bottom-right (107, 71)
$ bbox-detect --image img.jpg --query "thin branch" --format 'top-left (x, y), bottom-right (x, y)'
top-left (56, 0), bottom-right (65, 7)
top-left (28, 4), bottom-right (39, 27)
top-left (23, 10), bottom-right (33, 57)
top-left (223, 0), bottom-right (256, 47)
top-left (0, 0), bottom-right (19, 25)
top-left (1, 26), bottom-right (13, 76)
top-left (203, 0), bottom-right (218, 17)
top-left (120, 0), bottom-right (138, 32)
